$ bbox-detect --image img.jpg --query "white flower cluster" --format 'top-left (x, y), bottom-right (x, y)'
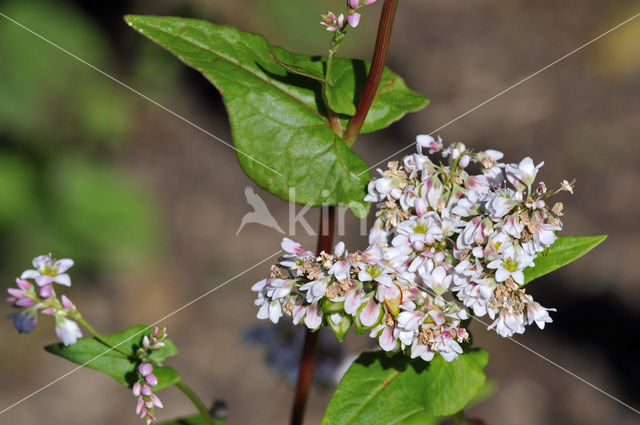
top-left (252, 136), bottom-right (572, 362)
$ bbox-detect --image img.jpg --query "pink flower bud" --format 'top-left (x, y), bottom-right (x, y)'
top-left (140, 384), bottom-right (152, 396)
top-left (7, 288), bottom-right (23, 299)
top-left (365, 0), bottom-right (376, 4)
top-left (138, 363), bottom-right (153, 377)
top-left (132, 382), bottom-right (141, 396)
top-left (41, 306), bottom-right (55, 315)
top-left (149, 394), bottom-right (163, 408)
top-left (16, 278), bottom-right (32, 291)
top-left (16, 297), bottom-right (35, 308)
top-left (61, 294), bottom-right (74, 311)
top-left (459, 154), bottom-right (470, 169)
top-left (348, 0), bottom-right (360, 8)
top-left (39, 285), bottom-right (53, 299)
top-left (145, 373), bottom-right (158, 387)
top-left (142, 335), bottom-right (150, 349)
top-left (136, 397), bottom-right (144, 414)
top-left (347, 13), bottom-right (361, 28)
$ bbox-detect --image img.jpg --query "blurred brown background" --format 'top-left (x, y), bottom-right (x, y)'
top-left (1, 0), bottom-right (639, 424)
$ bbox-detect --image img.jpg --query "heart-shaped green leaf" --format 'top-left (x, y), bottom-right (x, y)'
top-left (524, 235), bottom-right (607, 284)
top-left (45, 324), bottom-right (179, 390)
top-left (125, 16), bottom-right (427, 217)
top-left (320, 349), bottom-right (488, 425)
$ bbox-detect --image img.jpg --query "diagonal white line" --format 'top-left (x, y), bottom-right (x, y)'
top-left (0, 250), bottom-right (282, 416)
top-left (368, 257), bottom-right (639, 414)
top-left (0, 11), bottom-right (282, 177)
top-left (413, 281), bottom-right (640, 415)
top-left (360, 10), bottom-right (640, 175)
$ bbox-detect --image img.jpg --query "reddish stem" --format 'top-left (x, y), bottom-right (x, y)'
top-left (343, 0), bottom-right (399, 146)
top-left (290, 206), bottom-right (335, 425)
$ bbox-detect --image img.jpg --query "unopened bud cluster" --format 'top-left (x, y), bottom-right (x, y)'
top-left (321, 0), bottom-right (377, 32)
top-left (253, 136), bottom-right (572, 362)
top-left (132, 362), bottom-right (163, 425)
top-left (131, 327), bottom-right (167, 424)
top-left (137, 326), bottom-right (168, 361)
top-left (6, 254), bottom-right (82, 346)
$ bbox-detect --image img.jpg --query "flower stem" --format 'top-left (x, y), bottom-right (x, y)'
top-left (75, 315), bottom-right (131, 357)
top-left (343, 0), bottom-right (399, 146)
top-left (76, 316), bottom-right (217, 424)
top-left (290, 206), bottom-right (336, 425)
top-left (175, 381), bottom-right (218, 425)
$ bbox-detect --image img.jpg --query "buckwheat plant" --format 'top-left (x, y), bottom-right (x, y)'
top-left (7, 1), bottom-right (606, 424)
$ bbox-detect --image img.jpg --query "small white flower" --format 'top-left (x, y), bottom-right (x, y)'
top-left (54, 315), bottom-right (82, 346)
top-left (487, 254), bottom-right (533, 285)
top-left (506, 157), bottom-right (543, 192)
top-left (21, 254), bottom-right (74, 287)
top-left (527, 301), bottom-right (556, 329)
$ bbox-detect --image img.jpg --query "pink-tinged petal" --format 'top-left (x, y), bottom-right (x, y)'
top-left (333, 241), bottom-right (346, 257)
top-left (379, 326), bottom-right (397, 351)
top-left (251, 278), bottom-right (270, 292)
top-left (39, 285), bottom-right (54, 299)
top-left (41, 307), bottom-right (55, 315)
top-left (136, 397), bottom-right (144, 414)
top-left (140, 384), bottom-right (152, 396)
top-left (292, 305), bottom-right (306, 325)
top-left (54, 259), bottom-right (74, 273)
top-left (139, 363), bottom-right (153, 376)
top-left (349, 0), bottom-right (360, 7)
top-left (365, 0), bottom-right (377, 4)
top-left (145, 374), bottom-right (158, 387)
top-left (304, 304), bottom-right (322, 329)
top-left (53, 274), bottom-right (71, 287)
top-left (35, 275), bottom-right (54, 287)
top-left (359, 298), bottom-right (381, 327)
top-left (344, 289), bottom-right (363, 315)
top-left (16, 278), bottom-right (33, 290)
top-left (428, 310), bottom-right (445, 325)
top-left (16, 297), bottom-right (36, 308)
top-left (150, 394), bottom-right (163, 408)
top-left (133, 382), bottom-right (141, 396)
top-left (32, 255), bottom-right (50, 270)
top-left (61, 295), bottom-right (74, 310)
top-left (20, 270), bottom-right (40, 280)
top-left (347, 12), bottom-right (361, 28)
top-left (281, 238), bottom-right (302, 255)
top-left (7, 288), bottom-right (23, 299)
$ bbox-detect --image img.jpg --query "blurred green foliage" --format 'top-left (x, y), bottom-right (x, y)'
top-left (0, 0), bottom-right (168, 278)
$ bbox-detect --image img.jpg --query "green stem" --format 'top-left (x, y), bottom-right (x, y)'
top-left (75, 315), bottom-right (131, 357)
top-left (175, 381), bottom-right (218, 425)
top-left (76, 316), bottom-right (217, 424)
top-left (343, 0), bottom-right (399, 146)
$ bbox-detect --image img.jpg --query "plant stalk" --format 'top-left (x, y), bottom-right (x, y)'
top-left (175, 381), bottom-right (218, 425)
top-left (77, 316), bottom-right (216, 424)
top-left (75, 315), bottom-right (132, 357)
top-left (290, 206), bottom-right (336, 425)
top-left (343, 0), bottom-right (399, 146)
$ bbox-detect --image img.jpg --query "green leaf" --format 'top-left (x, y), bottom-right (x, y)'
top-left (524, 235), bottom-right (607, 284)
top-left (45, 324), bottom-right (179, 390)
top-left (325, 60), bottom-right (429, 133)
top-left (125, 16), bottom-right (426, 216)
top-left (125, 15), bottom-right (369, 216)
top-left (158, 415), bottom-right (226, 425)
top-left (397, 412), bottom-right (441, 425)
top-left (321, 349), bottom-right (488, 425)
